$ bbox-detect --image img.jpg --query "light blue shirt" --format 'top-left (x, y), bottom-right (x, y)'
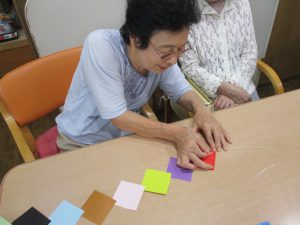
top-left (56, 29), bottom-right (191, 144)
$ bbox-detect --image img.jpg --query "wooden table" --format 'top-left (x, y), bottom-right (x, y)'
top-left (1, 90), bottom-right (300, 225)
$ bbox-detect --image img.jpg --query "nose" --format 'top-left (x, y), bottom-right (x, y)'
top-left (165, 54), bottom-right (178, 65)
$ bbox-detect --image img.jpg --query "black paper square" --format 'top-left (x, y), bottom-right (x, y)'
top-left (12, 207), bottom-right (50, 225)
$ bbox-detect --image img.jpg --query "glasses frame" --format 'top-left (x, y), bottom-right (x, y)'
top-left (149, 41), bottom-right (191, 61)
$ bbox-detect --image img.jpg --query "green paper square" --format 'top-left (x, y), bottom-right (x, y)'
top-left (142, 169), bottom-right (171, 195)
top-left (0, 216), bottom-right (11, 225)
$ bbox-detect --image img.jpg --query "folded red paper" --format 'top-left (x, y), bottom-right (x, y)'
top-left (201, 151), bottom-right (216, 170)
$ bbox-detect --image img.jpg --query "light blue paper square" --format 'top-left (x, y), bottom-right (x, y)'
top-left (257, 222), bottom-right (271, 225)
top-left (49, 200), bottom-right (84, 225)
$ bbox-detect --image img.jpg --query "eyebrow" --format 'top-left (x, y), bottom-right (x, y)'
top-left (158, 44), bottom-right (177, 48)
top-left (157, 42), bottom-right (188, 49)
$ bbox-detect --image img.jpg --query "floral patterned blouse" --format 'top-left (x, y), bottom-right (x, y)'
top-left (179, 0), bottom-right (258, 98)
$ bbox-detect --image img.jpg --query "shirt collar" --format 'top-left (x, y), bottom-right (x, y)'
top-left (198, 0), bottom-right (235, 15)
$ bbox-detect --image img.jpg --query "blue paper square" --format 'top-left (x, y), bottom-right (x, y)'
top-left (257, 222), bottom-right (271, 225)
top-left (49, 200), bottom-right (84, 225)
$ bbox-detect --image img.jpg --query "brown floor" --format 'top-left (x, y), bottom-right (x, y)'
top-left (0, 77), bottom-right (300, 182)
top-left (0, 110), bottom-right (58, 182)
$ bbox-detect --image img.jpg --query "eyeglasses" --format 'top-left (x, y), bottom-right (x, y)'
top-left (150, 41), bottom-right (191, 60)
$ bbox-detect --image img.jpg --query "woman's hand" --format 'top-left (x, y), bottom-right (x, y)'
top-left (214, 94), bottom-right (235, 110)
top-left (218, 82), bottom-right (250, 104)
top-left (193, 108), bottom-right (232, 152)
top-left (174, 127), bottom-right (213, 170)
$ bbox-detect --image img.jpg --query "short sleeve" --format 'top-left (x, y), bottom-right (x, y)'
top-left (80, 31), bottom-right (128, 119)
top-left (159, 64), bottom-right (192, 102)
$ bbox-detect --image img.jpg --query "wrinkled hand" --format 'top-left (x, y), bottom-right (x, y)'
top-left (175, 127), bottom-right (213, 170)
top-left (214, 94), bottom-right (235, 110)
top-left (193, 109), bottom-right (232, 152)
top-left (218, 82), bottom-right (250, 104)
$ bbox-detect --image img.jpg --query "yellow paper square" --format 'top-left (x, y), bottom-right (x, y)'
top-left (142, 169), bottom-right (171, 195)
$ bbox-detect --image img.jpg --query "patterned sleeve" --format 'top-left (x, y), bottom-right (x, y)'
top-left (227, 0), bottom-right (258, 92)
top-left (179, 28), bottom-right (223, 99)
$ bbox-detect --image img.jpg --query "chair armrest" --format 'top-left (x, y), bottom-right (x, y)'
top-left (0, 101), bottom-right (35, 162)
top-left (186, 77), bottom-right (213, 107)
top-left (257, 60), bottom-right (284, 94)
top-left (141, 103), bottom-right (158, 121)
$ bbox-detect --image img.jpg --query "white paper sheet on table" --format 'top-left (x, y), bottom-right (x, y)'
top-left (113, 180), bottom-right (145, 210)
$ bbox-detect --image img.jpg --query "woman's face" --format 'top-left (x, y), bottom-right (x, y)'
top-left (133, 28), bottom-right (189, 74)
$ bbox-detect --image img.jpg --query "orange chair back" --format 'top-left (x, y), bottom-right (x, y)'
top-left (0, 47), bottom-right (82, 127)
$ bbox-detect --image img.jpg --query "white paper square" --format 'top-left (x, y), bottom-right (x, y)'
top-left (113, 180), bottom-right (144, 210)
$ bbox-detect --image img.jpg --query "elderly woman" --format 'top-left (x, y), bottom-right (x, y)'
top-left (56, 0), bottom-right (231, 170)
top-left (179, 0), bottom-right (259, 110)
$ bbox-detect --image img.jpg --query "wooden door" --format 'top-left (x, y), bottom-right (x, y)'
top-left (262, 0), bottom-right (300, 84)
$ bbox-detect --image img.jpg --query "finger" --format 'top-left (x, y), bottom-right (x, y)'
top-left (221, 135), bottom-right (229, 151)
top-left (219, 99), bottom-right (227, 109)
top-left (225, 101), bottom-right (233, 108)
top-left (192, 123), bottom-right (198, 133)
top-left (202, 126), bottom-right (216, 151)
top-left (222, 127), bottom-right (232, 144)
top-left (190, 153), bottom-right (213, 170)
top-left (221, 98), bottom-right (231, 109)
top-left (195, 133), bottom-right (211, 153)
top-left (212, 127), bottom-right (222, 152)
top-left (213, 103), bottom-right (219, 110)
top-left (177, 155), bottom-right (196, 170)
top-left (214, 98), bottom-right (221, 109)
top-left (214, 105), bottom-right (221, 111)
top-left (191, 144), bottom-right (209, 158)
top-left (214, 98), bottom-right (220, 107)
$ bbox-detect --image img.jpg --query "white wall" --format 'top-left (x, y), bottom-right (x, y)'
top-left (26, 0), bottom-right (279, 58)
top-left (249, 0), bottom-right (279, 59)
top-left (26, 0), bottom-right (126, 56)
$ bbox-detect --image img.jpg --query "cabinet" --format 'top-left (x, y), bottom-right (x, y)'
top-left (0, 0), bottom-right (37, 77)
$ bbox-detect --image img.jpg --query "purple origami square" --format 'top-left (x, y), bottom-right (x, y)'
top-left (167, 157), bottom-right (193, 182)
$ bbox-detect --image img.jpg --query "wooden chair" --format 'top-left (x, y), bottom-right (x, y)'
top-left (0, 47), bottom-right (158, 163)
top-left (0, 47), bottom-right (81, 162)
top-left (256, 59), bottom-right (284, 94)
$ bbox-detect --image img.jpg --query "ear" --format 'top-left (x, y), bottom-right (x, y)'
top-left (129, 35), bottom-right (136, 45)
top-left (130, 35), bottom-right (141, 48)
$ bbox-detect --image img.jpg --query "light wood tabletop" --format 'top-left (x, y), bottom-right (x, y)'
top-left (1, 90), bottom-right (300, 225)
